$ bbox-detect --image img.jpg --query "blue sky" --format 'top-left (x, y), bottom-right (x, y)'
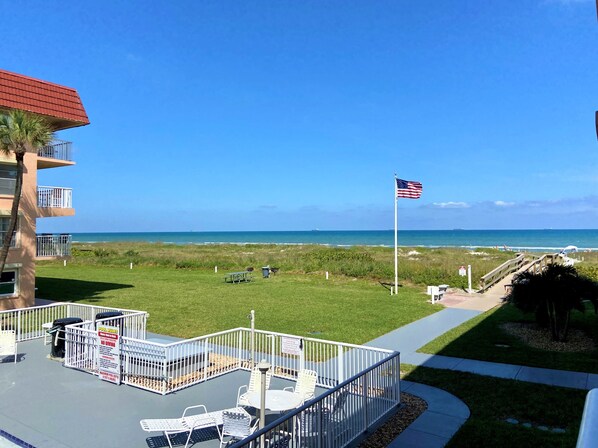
top-left (4, 0), bottom-right (597, 232)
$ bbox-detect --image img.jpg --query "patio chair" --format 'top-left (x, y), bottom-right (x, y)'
top-left (218, 410), bottom-right (258, 448)
top-left (237, 367), bottom-right (273, 407)
top-left (140, 405), bottom-right (249, 448)
top-left (284, 369), bottom-right (317, 404)
top-left (0, 330), bottom-right (17, 363)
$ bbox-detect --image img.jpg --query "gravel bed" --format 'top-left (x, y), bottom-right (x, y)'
top-left (359, 392), bottom-right (427, 448)
top-left (501, 322), bottom-right (595, 352)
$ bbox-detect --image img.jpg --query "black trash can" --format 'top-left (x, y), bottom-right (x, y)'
top-left (47, 317), bottom-right (83, 359)
top-left (262, 266), bottom-right (270, 278)
top-left (95, 311), bottom-right (123, 321)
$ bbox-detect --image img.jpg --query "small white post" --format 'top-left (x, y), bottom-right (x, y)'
top-left (325, 271), bottom-right (329, 280)
top-left (467, 265), bottom-right (472, 293)
top-left (250, 310), bottom-right (255, 369)
top-left (130, 262), bottom-right (133, 270)
top-left (63, 259), bottom-right (67, 267)
top-left (214, 266), bottom-right (218, 273)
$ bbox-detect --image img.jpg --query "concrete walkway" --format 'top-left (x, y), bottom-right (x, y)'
top-left (390, 381), bottom-right (470, 448)
top-left (373, 302), bottom-right (597, 446)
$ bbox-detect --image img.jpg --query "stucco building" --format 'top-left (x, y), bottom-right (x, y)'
top-left (0, 69), bottom-right (89, 309)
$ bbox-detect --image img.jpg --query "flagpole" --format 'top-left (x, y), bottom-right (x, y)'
top-left (394, 174), bottom-right (398, 295)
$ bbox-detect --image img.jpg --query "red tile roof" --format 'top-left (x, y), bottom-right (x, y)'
top-left (0, 69), bottom-right (89, 129)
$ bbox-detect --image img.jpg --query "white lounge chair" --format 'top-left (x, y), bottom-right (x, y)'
top-left (237, 367), bottom-right (273, 407)
top-left (140, 405), bottom-right (249, 448)
top-left (284, 369), bottom-right (317, 404)
top-left (0, 330), bottom-right (17, 363)
top-left (219, 410), bottom-right (258, 448)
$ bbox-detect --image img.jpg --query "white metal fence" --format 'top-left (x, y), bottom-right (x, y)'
top-left (231, 352), bottom-right (401, 448)
top-left (0, 303), bottom-right (147, 342)
top-left (38, 140), bottom-right (73, 161)
top-left (62, 325), bottom-right (394, 396)
top-left (36, 234), bottom-right (72, 257)
top-left (37, 186), bottom-right (73, 208)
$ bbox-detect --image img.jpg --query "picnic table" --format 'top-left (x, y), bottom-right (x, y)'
top-left (224, 271), bottom-right (253, 284)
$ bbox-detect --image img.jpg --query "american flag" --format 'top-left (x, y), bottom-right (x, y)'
top-left (396, 178), bottom-right (422, 199)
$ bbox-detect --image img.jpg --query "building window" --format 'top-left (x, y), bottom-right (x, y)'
top-left (0, 218), bottom-right (17, 248)
top-left (0, 164), bottom-right (16, 196)
top-left (0, 271), bottom-right (16, 296)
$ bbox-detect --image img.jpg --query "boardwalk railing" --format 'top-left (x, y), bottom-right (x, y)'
top-left (231, 352), bottom-right (401, 448)
top-left (37, 186), bottom-right (73, 208)
top-left (0, 303), bottom-right (146, 342)
top-left (62, 325), bottom-right (394, 395)
top-left (479, 253), bottom-right (526, 292)
top-left (36, 234), bottom-right (72, 257)
top-left (521, 253), bottom-right (560, 275)
top-left (38, 139), bottom-right (73, 161)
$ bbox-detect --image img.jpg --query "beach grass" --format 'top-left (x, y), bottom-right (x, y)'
top-left (68, 241), bottom-right (516, 288)
top-left (35, 263), bottom-right (441, 343)
top-left (417, 303), bottom-right (598, 373)
top-left (402, 364), bottom-right (585, 448)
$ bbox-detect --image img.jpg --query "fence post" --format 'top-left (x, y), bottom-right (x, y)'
top-left (363, 372), bottom-right (369, 432)
top-left (337, 344), bottom-right (344, 385)
top-left (17, 310), bottom-right (21, 341)
top-left (204, 338), bottom-right (209, 382)
top-left (238, 331), bottom-right (243, 369)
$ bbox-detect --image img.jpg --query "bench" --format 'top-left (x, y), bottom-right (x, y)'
top-left (427, 285), bottom-right (448, 304)
top-left (224, 271), bottom-right (253, 284)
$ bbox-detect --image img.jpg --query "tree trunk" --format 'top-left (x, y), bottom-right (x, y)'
top-left (0, 150), bottom-right (24, 275)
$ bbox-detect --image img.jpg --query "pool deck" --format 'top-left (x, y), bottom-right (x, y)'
top-left (0, 338), bottom-right (299, 448)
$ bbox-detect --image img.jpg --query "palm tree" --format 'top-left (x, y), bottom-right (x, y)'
top-left (508, 263), bottom-right (598, 342)
top-left (0, 110), bottom-right (53, 274)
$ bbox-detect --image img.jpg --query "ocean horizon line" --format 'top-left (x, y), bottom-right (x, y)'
top-left (67, 229), bottom-right (598, 252)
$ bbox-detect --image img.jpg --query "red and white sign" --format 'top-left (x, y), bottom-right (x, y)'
top-left (458, 266), bottom-right (467, 277)
top-left (98, 324), bottom-right (121, 384)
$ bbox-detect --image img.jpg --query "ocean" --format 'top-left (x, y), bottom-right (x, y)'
top-left (71, 229), bottom-right (598, 252)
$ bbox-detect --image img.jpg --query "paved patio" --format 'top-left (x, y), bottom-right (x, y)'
top-left (0, 338), bottom-right (306, 448)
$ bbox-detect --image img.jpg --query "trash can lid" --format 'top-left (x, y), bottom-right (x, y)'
top-left (96, 311), bottom-right (123, 320)
top-left (52, 317), bottom-right (84, 326)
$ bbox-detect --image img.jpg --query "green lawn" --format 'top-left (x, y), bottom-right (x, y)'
top-left (402, 364), bottom-right (585, 447)
top-left (36, 263), bottom-right (441, 344)
top-left (418, 304), bottom-right (598, 373)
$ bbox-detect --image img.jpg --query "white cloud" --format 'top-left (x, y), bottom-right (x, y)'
top-left (432, 201), bottom-right (470, 209)
top-left (494, 201), bottom-right (515, 207)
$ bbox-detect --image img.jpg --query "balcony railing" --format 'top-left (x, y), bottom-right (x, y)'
top-left (37, 186), bottom-right (72, 208)
top-left (38, 139), bottom-right (73, 162)
top-left (36, 234), bottom-right (71, 257)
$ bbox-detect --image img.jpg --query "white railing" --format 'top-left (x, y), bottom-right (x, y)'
top-left (64, 312), bottom-right (149, 375)
top-left (63, 325), bottom-right (394, 395)
top-left (577, 389), bottom-right (598, 447)
top-left (0, 303), bottom-right (147, 342)
top-left (36, 234), bottom-right (72, 257)
top-left (244, 328), bottom-right (394, 388)
top-left (232, 352), bottom-right (401, 448)
top-left (37, 186), bottom-right (73, 208)
top-left (38, 139), bottom-right (73, 162)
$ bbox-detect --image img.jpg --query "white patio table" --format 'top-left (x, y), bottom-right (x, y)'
top-left (246, 390), bottom-right (304, 412)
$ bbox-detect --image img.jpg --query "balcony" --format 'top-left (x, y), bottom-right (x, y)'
top-left (37, 186), bottom-right (74, 217)
top-left (38, 186), bottom-right (72, 209)
top-left (37, 140), bottom-right (74, 169)
top-left (36, 234), bottom-right (71, 258)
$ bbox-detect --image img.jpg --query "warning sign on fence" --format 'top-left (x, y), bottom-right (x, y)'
top-left (281, 337), bottom-right (302, 356)
top-left (97, 324), bottom-right (121, 384)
